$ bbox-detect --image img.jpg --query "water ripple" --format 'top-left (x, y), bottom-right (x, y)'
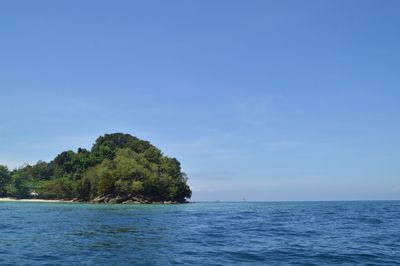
top-left (0, 201), bottom-right (400, 265)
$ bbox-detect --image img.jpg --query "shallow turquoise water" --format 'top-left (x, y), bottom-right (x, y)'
top-left (1, 201), bottom-right (400, 265)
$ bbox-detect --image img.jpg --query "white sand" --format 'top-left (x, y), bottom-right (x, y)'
top-left (0, 197), bottom-right (64, 203)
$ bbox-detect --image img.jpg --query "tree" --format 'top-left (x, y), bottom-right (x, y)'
top-left (3, 133), bottom-right (192, 202)
top-left (8, 173), bottom-right (30, 199)
top-left (0, 165), bottom-right (10, 197)
top-left (98, 171), bottom-right (115, 195)
top-left (38, 178), bottom-right (75, 199)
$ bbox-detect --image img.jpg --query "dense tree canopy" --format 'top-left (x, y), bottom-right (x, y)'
top-left (0, 165), bottom-right (11, 197)
top-left (0, 133), bottom-right (191, 203)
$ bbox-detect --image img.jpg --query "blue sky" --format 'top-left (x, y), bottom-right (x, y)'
top-left (1, 0), bottom-right (399, 201)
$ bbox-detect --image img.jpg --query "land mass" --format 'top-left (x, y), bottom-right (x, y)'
top-left (0, 133), bottom-right (192, 204)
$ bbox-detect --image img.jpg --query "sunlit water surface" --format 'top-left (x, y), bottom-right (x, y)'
top-left (1, 201), bottom-right (399, 265)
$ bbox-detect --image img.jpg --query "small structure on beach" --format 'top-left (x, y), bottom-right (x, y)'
top-left (30, 191), bottom-right (39, 198)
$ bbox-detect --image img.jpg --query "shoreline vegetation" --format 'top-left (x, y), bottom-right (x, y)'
top-left (0, 197), bottom-right (184, 204)
top-left (0, 133), bottom-right (192, 204)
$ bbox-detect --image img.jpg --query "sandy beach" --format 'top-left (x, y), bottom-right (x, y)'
top-left (0, 198), bottom-right (64, 203)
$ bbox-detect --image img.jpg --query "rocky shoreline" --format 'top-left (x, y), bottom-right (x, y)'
top-left (74, 194), bottom-right (188, 204)
top-left (1, 195), bottom-right (188, 204)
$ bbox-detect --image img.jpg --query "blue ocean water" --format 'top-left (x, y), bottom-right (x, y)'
top-left (0, 201), bottom-right (399, 265)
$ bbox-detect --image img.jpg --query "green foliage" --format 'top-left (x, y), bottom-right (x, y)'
top-left (98, 171), bottom-right (116, 195)
top-left (37, 178), bottom-right (76, 199)
top-left (2, 133), bottom-right (192, 202)
top-left (0, 165), bottom-right (11, 197)
top-left (131, 181), bottom-right (144, 193)
top-left (8, 173), bottom-right (31, 199)
top-left (77, 177), bottom-right (91, 201)
top-left (91, 133), bottom-right (152, 162)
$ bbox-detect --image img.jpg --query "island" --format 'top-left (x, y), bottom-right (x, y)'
top-left (0, 133), bottom-right (192, 204)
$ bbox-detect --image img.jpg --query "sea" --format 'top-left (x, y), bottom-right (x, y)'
top-left (0, 201), bottom-right (399, 265)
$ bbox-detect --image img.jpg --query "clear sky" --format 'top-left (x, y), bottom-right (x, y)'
top-left (1, 0), bottom-right (399, 201)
